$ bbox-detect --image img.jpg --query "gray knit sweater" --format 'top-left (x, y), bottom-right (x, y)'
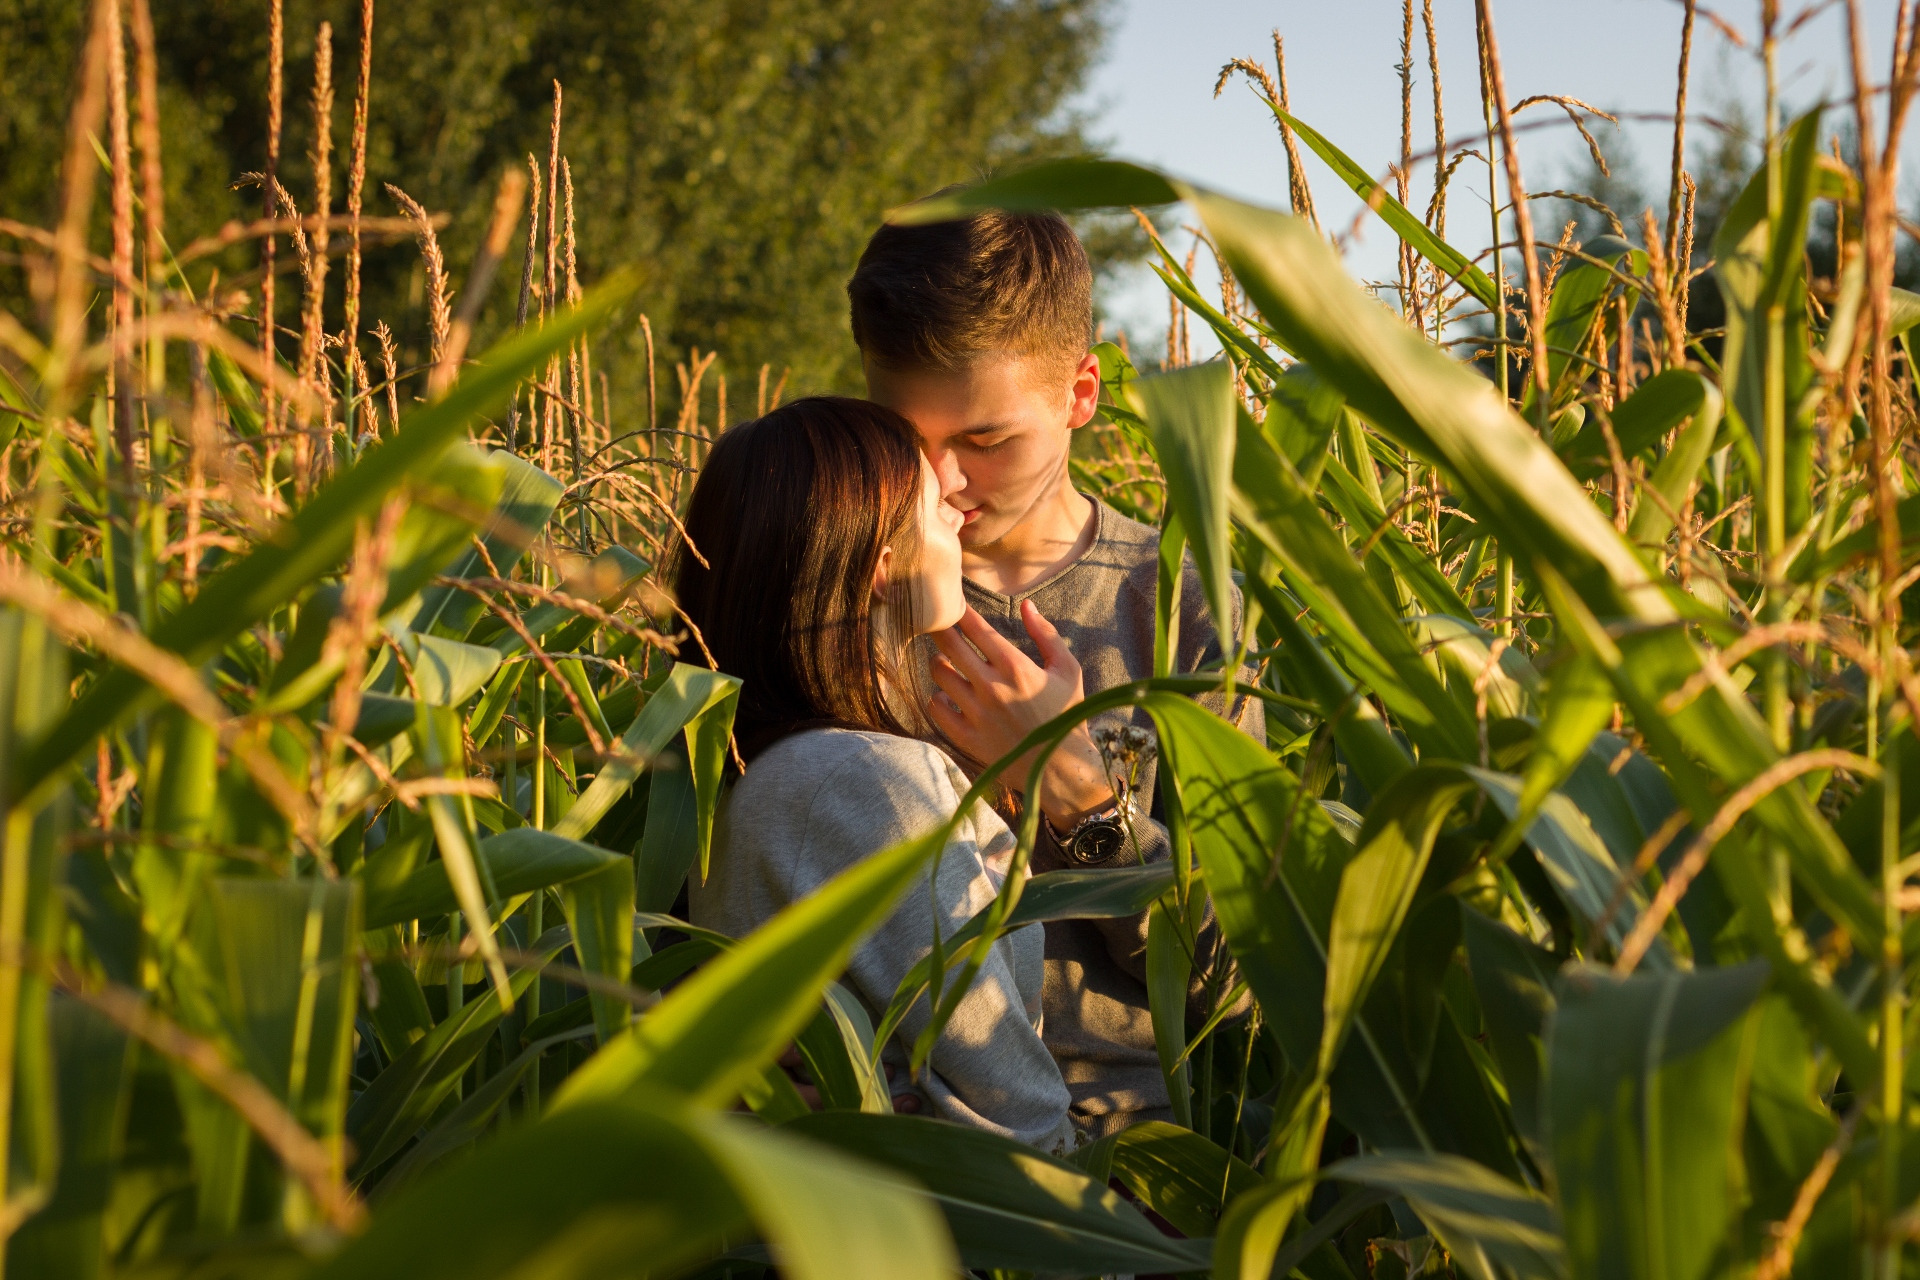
top-left (962, 498), bottom-right (1262, 1131)
top-left (688, 728), bottom-right (1075, 1151)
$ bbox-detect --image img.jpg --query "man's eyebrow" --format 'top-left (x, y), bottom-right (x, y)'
top-left (956, 422), bottom-right (1015, 437)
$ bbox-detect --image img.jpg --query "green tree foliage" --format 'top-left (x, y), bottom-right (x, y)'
top-left (0, 0), bottom-right (1114, 394)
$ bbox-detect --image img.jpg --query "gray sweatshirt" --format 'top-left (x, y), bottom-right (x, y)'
top-left (962, 498), bottom-right (1263, 1131)
top-left (688, 727), bottom-right (1075, 1151)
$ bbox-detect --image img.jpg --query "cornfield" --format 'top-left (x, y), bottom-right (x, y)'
top-left (1, 0), bottom-right (1916, 1276)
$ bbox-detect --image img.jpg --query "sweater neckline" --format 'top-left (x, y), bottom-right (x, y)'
top-left (962, 495), bottom-right (1109, 607)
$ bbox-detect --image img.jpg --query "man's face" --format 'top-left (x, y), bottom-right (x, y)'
top-left (865, 351), bottom-right (1102, 549)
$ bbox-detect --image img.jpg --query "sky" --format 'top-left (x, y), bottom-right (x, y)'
top-left (1081, 0), bottom-right (1918, 356)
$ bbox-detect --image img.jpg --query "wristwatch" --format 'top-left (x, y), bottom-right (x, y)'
top-left (1048, 801), bottom-right (1129, 866)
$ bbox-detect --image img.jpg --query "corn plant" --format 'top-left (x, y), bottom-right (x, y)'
top-left (8, 0), bottom-right (1920, 1277)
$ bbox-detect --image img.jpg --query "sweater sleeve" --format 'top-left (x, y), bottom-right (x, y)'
top-left (789, 738), bottom-right (1074, 1151)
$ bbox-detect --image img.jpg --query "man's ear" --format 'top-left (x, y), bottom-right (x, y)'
top-left (1066, 350), bottom-right (1102, 430)
top-left (872, 544), bottom-right (894, 602)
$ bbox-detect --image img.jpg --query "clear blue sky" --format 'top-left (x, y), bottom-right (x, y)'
top-left (1082, 0), bottom-right (1915, 355)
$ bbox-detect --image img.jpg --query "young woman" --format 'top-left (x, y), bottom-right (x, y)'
top-left (675, 396), bottom-right (1075, 1151)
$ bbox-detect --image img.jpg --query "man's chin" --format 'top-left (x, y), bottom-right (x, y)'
top-left (958, 519), bottom-right (999, 548)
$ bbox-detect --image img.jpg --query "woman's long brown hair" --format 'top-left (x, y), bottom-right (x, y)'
top-left (671, 396), bottom-right (928, 762)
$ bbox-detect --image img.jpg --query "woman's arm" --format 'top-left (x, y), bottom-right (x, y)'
top-left (789, 737), bottom-right (1074, 1151)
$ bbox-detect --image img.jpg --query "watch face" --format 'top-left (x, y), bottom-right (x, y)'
top-left (1068, 821), bottom-right (1126, 866)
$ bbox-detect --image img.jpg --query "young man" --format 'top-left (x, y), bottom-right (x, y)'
top-left (848, 209), bottom-right (1261, 1139)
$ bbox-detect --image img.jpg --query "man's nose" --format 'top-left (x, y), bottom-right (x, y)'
top-left (927, 444), bottom-right (967, 499)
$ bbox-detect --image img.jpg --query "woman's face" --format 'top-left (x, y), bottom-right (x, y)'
top-left (884, 453), bottom-right (966, 634)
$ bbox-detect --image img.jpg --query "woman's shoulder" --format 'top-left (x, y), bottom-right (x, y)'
top-left (739, 728), bottom-right (966, 812)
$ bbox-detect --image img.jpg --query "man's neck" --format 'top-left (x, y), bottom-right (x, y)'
top-left (962, 483), bottom-right (1097, 597)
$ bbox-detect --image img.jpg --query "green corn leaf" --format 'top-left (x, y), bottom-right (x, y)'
top-left (1143, 693), bottom-right (1437, 1153)
top-left (260, 444), bottom-right (507, 711)
top-left (1263, 103), bottom-right (1500, 310)
top-left (784, 1112), bottom-right (1211, 1276)
top-left (352, 692), bottom-right (418, 748)
top-left (1149, 255), bottom-right (1289, 384)
top-left (1136, 362), bottom-right (1238, 659)
top-left (1325, 1151), bottom-right (1567, 1280)
top-left (1714, 110), bottom-right (1825, 536)
top-left (478, 545), bottom-right (650, 659)
top-left (362, 924), bottom-right (434, 1060)
top-left (1084, 1120), bottom-right (1261, 1239)
top-left (552, 656), bottom-right (611, 745)
top-left (466, 660), bottom-right (526, 750)
top-left (635, 748), bottom-right (700, 914)
top-left (553, 816), bottom-right (949, 1112)
top-left (1152, 688), bottom-right (1523, 1177)
top-left (1461, 908), bottom-right (1559, 1151)
top-left (1472, 767), bottom-right (1673, 966)
top-left (373, 1025), bottom-right (599, 1193)
top-left (1411, 614), bottom-right (1538, 725)
top-left (1523, 235), bottom-right (1633, 414)
top-left (398, 633), bottom-right (503, 708)
top-left (317, 1096), bottom-right (957, 1280)
top-left (206, 347), bottom-right (262, 435)
top-left (190, 878), bottom-right (362, 1140)
top-left (1182, 178), bottom-right (1882, 961)
top-left (347, 926), bottom-right (569, 1176)
top-left (170, 1066), bottom-right (252, 1233)
top-left (1145, 892), bottom-right (1194, 1128)
top-left (133, 707), bottom-right (218, 958)
top-left (1232, 412), bottom-right (1479, 759)
top-left (1539, 565), bottom-right (1880, 1086)
top-left (554, 662), bottom-right (740, 841)
top-left (870, 863), bottom-right (1176, 1039)
top-left (1322, 763), bottom-right (1481, 1079)
top-left (1547, 962), bottom-right (1770, 1280)
top-left (1564, 367), bottom-right (1719, 480)
top-left (1196, 189), bottom-right (1657, 615)
top-left (6, 994), bottom-right (132, 1279)
top-left (558, 859), bottom-right (637, 1045)
top-left (1791, 489), bottom-right (1920, 582)
top-left (795, 983), bottom-right (891, 1113)
top-left (409, 451), bottom-right (564, 639)
top-left (697, 1102), bottom-right (957, 1279)
top-left (685, 682), bottom-right (740, 879)
top-left (1212, 1172), bottom-right (1325, 1280)
top-left (1321, 454), bottom-right (1474, 619)
top-left (18, 280), bottom-right (634, 798)
top-left (413, 704), bottom-right (511, 1006)
top-left (361, 827), bottom-right (624, 928)
top-left (1264, 364), bottom-right (1344, 490)
top-left (1742, 996), bottom-right (1842, 1231)
top-left (741, 1058), bottom-right (815, 1123)
top-left (1001, 862), bottom-right (1175, 924)
top-left (1237, 557), bottom-right (1413, 793)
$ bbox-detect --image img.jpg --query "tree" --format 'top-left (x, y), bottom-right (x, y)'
top-left (0, 0), bottom-right (1118, 402)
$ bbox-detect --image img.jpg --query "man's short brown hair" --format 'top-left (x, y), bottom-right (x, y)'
top-left (847, 207), bottom-right (1093, 374)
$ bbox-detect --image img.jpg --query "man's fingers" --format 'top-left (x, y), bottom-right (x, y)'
top-left (926, 691), bottom-right (966, 739)
top-left (890, 1092), bottom-right (924, 1115)
top-left (931, 621), bottom-right (995, 683)
top-left (1020, 599), bottom-right (1077, 675)
top-left (796, 1082), bottom-right (824, 1110)
top-left (956, 606), bottom-right (1035, 676)
top-left (928, 654), bottom-right (970, 698)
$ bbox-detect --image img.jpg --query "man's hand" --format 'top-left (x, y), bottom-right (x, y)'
top-left (926, 601), bottom-right (1115, 827)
